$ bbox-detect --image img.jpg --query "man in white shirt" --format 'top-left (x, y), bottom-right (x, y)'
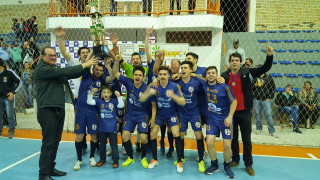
top-left (226, 39), bottom-right (245, 67)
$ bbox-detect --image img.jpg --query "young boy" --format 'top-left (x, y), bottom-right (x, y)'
top-left (87, 85), bottom-right (124, 168)
top-left (192, 66), bottom-right (237, 178)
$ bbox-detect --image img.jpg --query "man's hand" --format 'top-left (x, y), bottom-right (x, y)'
top-left (152, 78), bottom-right (159, 88)
top-left (7, 92), bottom-right (14, 100)
top-left (149, 88), bottom-right (157, 96)
top-left (111, 33), bottom-right (119, 45)
top-left (156, 51), bottom-right (164, 62)
top-left (115, 91), bottom-right (121, 97)
top-left (224, 116), bottom-right (232, 127)
top-left (83, 56), bottom-right (98, 68)
top-left (266, 43), bottom-right (274, 56)
top-left (146, 27), bottom-right (153, 37)
top-left (171, 74), bottom-right (181, 81)
top-left (54, 27), bottom-right (66, 38)
top-left (149, 118), bottom-right (155, 129)
top-left (217, 76), bottom-right (225, 84)
top-left (115, 54), bottom-right (122, 61)
top-left (90, 88), bottom-right (99, 95)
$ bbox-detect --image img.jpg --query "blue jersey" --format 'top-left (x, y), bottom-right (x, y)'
top-left (151, 81), bottom-right (182, 120)
top-left (194, 66), bottom-right (206, 77)
top-left (94, 98), bottom-right (118, 133)
top-left (119, 75), bottom-right (153, 116)
top-left (175, 77), bottom-right (200, 117)
top-left (75, 71), bottom-right (106, 112)
top-left (196, 77), bottom-right (236, 121)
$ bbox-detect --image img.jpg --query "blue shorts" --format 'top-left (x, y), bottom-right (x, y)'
top-left (179, 115), bottom-right (202, 132)
top-left (122, 114), bottom-right (148, 133)
top-left (75, 110), bottom-right (98, 134)
top-left (155, 116), bottom-right (179, 128)
top-left (117, 108), bottom-right (124, 119)
top-left (206, 119), bottom-right (232, 139)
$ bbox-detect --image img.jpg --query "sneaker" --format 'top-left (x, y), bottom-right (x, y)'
top-left (160, 140), bottom-right (165, 153)
top-left (107, 148), bottom-right (112, 156)
top-left (230, 161), bottom-right (239, 168)
top-left (122, 157), bottom-right (134, 167)
top-left (270, 133), bottom-right (279, 138)
top-left (89, 157), bottom-right (97, 167)
top-left (245, 166), bottom-right (255, 176)
top-left (122, 146), bottom-right (127, 155)
top-left (224, 166), bottom-right (235, 178)
top-left (173, 158), bottom-right (185, 166)
top-left (136, 142), bottom-right (141, 152)
top-left (96, 160), bottom-right (106, 167)
top-left (141, 157), bottom-right (148, 168)
top-left (177, 162), bottom-right (183, 173)
top-left (198, 160), bottom-right (205, 173)
top-left (196, 151), bottom-right (208, 162)
top-left (8, 132), bottom-right (14, 139)
top-left (204, 165), bottom-right (219, 174)
top-left (148, 159), bottom-right (159, 169)
top-left (311, 125), bottom-right (315, 129)
top-left (166, 148), bottom-right (174, 158)
top-left (293, 128), bottom-right (302, 134)
top-left (113, 162), bottom-right (119, 168)
top-left (73, 160), bottom-right (82, 171)
top-left (256, 130), bottom-right (262, 135)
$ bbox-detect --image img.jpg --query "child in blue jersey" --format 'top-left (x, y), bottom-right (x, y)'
top-left (140, 65), bottom-right (186, 173)
top-left (87, 85), bottom-right (124, 168)
top-left (174, 61), bottom-right (206, 173)
top-left (112, 54), bottom-right (156, 168)
top-left (193, 66), bottom-right (237, 178)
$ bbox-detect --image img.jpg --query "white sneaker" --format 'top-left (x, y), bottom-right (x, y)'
top-left (122, 146), bottom-right (127, 155)
top-left (148, 159), bottom-right (159, 169)
top-left (107, 148), bottom-right (112, 156)
top-left (177, 162), bottom-right (183, 173)
top-left (73, 160), bottom-right (82, 171)
top-left (256, 130), bottom-right (262, 135)
top-left (196, 151), bottom-right (208, 162)
top-left (271, 133), bottom-right (279, 138)
top-left (90, 157), bottom-right (97, 167)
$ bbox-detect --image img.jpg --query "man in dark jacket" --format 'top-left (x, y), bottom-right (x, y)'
top-left (252, 68), bottom-right (278, 137)
top-left (221, 44), bottom-right (274, 176)
top-left (275, 84), bottom-right (302, 133)
top-left (0, 58), bottom-right (22, 138)
top-left (34, 47), bottom-right (97, 180)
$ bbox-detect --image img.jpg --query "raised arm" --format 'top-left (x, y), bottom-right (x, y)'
top-left (250, 43), bottom-right (274, 78)
top-left (112, 54), bottom-right (122, 80)
top-left (114, 91), bottom-right (124, 108)
top-left (104, 58), bottom-right (115, 84)
top-left (166, 86), bottom-right (186, 106)
top-left (87, 88), bottom-right (99, 105)
top-left (140, 85), bottom-right (156, 102)
top-left (191, 73), bottom-right (207, 82)
top-left (111, 33), bottom-right (119, 55)
top-left (145, 27), bottom-right (153, 63)
top-left (153, 51), bottom-right (164, 75)
top-left (55, 27), bottom-right (71, 61)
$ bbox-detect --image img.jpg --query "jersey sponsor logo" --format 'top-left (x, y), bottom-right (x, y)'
top-left (92, 124), bottom-right (97, 130)
top-left (171, 117), bottom-right (177, 122)
top-left (195, 122), bottom-right (201, 128)
top-left (208, 103), bottom-right (221, 114)
top-left (129, 97), bottom-right (134, 104)
top-left (142, 122), bottom-right (147, 128)
top-left (101, 113), bottom-right (105, 118)
top-left (158, 102), bottom-right (162, 108)
top-left (3, 77), bottom-right (7, 82)
top-left (225, 129), bottom-right (231, 136)
top-left (188, 86), bottom-right (194, 93)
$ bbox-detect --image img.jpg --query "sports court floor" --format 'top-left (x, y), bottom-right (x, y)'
top-left (0, 130), bottom-right (319, 180)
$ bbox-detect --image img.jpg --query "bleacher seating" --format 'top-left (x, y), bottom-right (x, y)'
top-left (278, 61), bottom-right (292, 64)
top-left (308, 61), bottom-right (320, 65)
top-left (288, 49), bottom-right (300, 52)
top-left (255, 31), bottom-right (265, 33)
top-left (291, 30), bottom-right (301, 33)
top-left (299, 74), bottom-right (314, 78)
top-left (293, 61), bottom-right (306, 65)
top-left (270, 40), bottom-right (281, 43)
top-left (267, 31), bottom-right (277, 33)
top-left (258, 40), bottom-right (268, 43)
top-left (273, 61), bottom-right (277, 64)
top-left (283, 40), bottom-right (294, 43)
top-left (292, 88), bottom-right (300, 93)
top-left (276, 87), bottom-right (285, 92)
top-left (269, 73), bottom-right (283, 77)
top-left (303, 50), bottom-right (314, 53)
top-left (284, 73), bottom-right (298, 78)
top-left (275, 49), bottom-right (286, 53)
top-left (296, 39), bottom-right (308, 43)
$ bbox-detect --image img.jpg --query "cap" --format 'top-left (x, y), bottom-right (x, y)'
top-left (233, 39), bottom-right (239, 43)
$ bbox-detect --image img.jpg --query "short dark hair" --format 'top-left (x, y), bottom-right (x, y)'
top-left (133, 66), bottom-right (145, 76)
top-left (186, 52), bottom-right (199, 60)
top-left (229, 52), bottom-right (242, 63)
top-left (41, 46), bottom-right (53, 56)
top-left (246, 58), bottom-right (253, 64)
top-left (285, 84), bottom-right (292, 89)
top-left (158, 65), bottom-right (170, 74)
top-left (12, 18), bottom-right (18, 22)
top-left (0, 38), bottom-right (3, 41)
top-left (101, 85), bottom-right (112, 92)
top-left (31, 16), bottom-right (37, 20)
top-left (206, 66), bottom-right (218, 74)
top-left (181, 61), bottom-right (193, 70)
top-left (77, 46), bottom-right (90, 56)
top-left (131, 52), bottom-right (141, 60)
top-left (93, 62), bottom-right (104, 69)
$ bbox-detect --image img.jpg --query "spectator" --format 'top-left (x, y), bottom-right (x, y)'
top-left (0, 58), bottom-right (23, 139)
top-left (29, 37), bottom-right (40, 60)
top-left (22, 62), bottom-right (34, 109)
top-left (188, 0), bottom-right (196, 14)
top-left (10, 43), bottom-right (23, 75)
top-left (22, 41), bottom-right (36, 65)
top-left (0, 43), bottom-right (10, 61)
top-left (0, 38), bottom-right (3, 44)
top-left (143, 0), bottom-right (152, 16)
top-left (9, 18), bottom-right (21, 41)
top-left (19, 18), bottom-right (25, 40)
top-left (275, 84), bottom-right (302, 133)
top-left (226, 39), bottom-right (246, 67)
top-left (297, 81), bottom-right (319, 129)
top-left (110, 0), bottom-right (117, 16)
top-left (252, 67), bottom-right (278, 137)
top-left (22, 16), bottom-right (38, 41)
top-left (245, 58), bottom-right (253, 67)
top-left (169, 0), bottom-right (181, 15)
top-left (170, 59), bottom-right (181, 75)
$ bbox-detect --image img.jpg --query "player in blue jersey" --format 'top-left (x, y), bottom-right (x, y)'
top-left (140, 65), bottom-right (186, 173)
top-left (174, 61), bottom-right (206, 173)
top-left (87, 85), bottom-right (124, 168)
top-left (112, 54), bottom-right (156, 168)
top-left (193, 66), bottom-right (237, 178)
top-left (73, 61), bottom-right (115, 171)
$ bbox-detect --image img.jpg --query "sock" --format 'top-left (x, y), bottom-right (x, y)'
top-left (197, 138), bottom-right (204, 161)
top-left (82, 134), bottom-right (87, 149)
top-left (150, 139), bottom-right (158, 160)
top-left (174, 137), bottom-right (182, 162)
top-left (168, 131), bottom-right (174, 150)
top-left (211, 159), bottom-right (218, 166)
top-left (224, 161), bottom-right (230, 168)
top-left (90, 141), bottom-right (98, 158)
top-left (181, 138), bottom-right (185, 159)
top-left (123, 140), bottom-right (133, 159)
top-left (119, 122), bottom-right (123, 136)
top-left (141, 143), bottom-right (147, 159)
top-left (160, 125), bottom-right (166, 143)
top-left (75, 141), bottom-right (83, 161)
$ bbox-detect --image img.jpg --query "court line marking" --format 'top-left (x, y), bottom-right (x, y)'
top-left (307, 153), bottom-right (318, 160)
top-left (0, 151), bottom-right (40, 174)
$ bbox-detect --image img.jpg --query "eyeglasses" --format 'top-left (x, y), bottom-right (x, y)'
top-left (45, 54), bottom-right (57, 58)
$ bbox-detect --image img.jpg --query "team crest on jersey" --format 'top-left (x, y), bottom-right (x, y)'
top-left (3, 77), bottom-right (7, 82)
top-left (129, 98), bottom-right (133, 104)
top-left (92, 124), bottom-right (97, 130)
top-left (195, 122), bottom-right (201, 128)
top-left (96, 81), bottom-right (101, 87)
top-left (225, 129), bottom-right (231, 136)
top-left (171, 117), bottom-right (177, 122)
top-left (142, 122), bottom-right (147, 128)
top-left (188, 86), bottom-right (194, 93)
top-left (101, 104), bottom-right (104, 108)
top-left (101, 113), bottom-right (105, 118)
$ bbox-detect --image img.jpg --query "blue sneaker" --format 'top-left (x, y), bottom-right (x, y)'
top-left (224, 166), bottom-right (235, 178)
top-left (204, 165), bottom-right (219, 175)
